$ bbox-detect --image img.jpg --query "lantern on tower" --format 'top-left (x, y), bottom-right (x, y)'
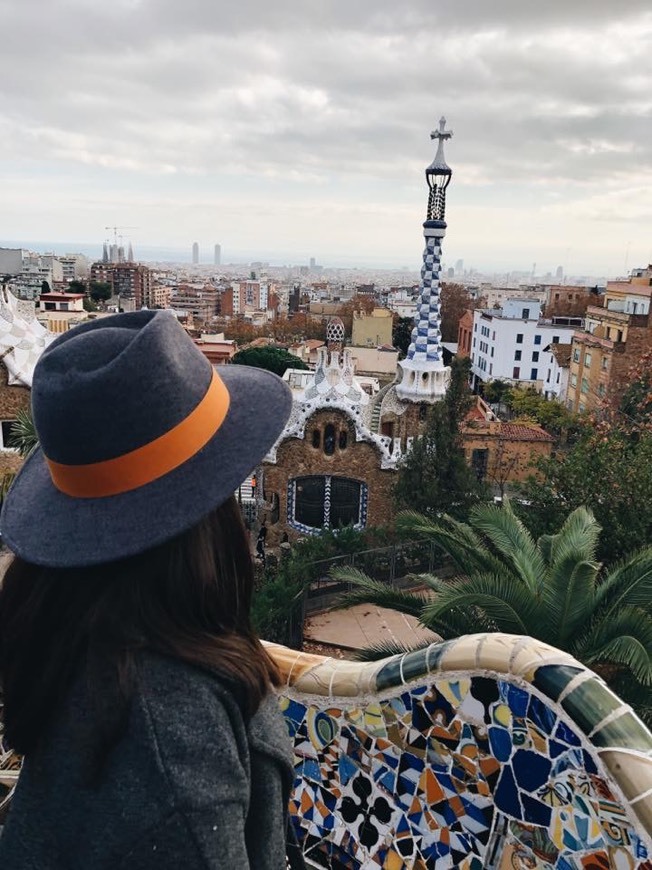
top-left (425, 117), bottom-right (453, 224)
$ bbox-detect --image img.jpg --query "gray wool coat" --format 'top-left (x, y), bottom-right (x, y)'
top-left (0, 653), bottom-right (295, 869)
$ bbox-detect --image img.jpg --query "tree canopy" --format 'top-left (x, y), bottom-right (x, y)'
top-left (614, 348), bottom-right (652, 432)
top-left (88, 281), bottom-right (112, 303)
top-left (505, 387), bottom-right (578, 437)
top-left (482, 379), bottom-right (511, 405)
top-left (440, 283), bottom-right (481, 343)
top-left (219, 313), bottom-right (324, 347)
top-left (231, 345), bottom-right (309, 376)
top-left (394, 357), bottom-right (489, 519)
top-left (517, 353), bottom-right (652, 566)
top-left (333, 502), bottom-right (652, 723)
top-left (392, 316), bottom-right (413, 357)
top-left (517, 419), bottom-right (652, 565)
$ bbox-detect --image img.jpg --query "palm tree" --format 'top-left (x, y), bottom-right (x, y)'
top-left (0, 411), bottom-right (38, 513)
top-left (332, 502), bottom-right (652, 723)
top-left (7, 408), bottom-right (38, 458)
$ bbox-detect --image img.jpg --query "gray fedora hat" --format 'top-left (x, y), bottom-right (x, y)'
top-left (0, 310), bottom-right (292, 567)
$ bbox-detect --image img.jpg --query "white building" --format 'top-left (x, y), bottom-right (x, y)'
top-left (38, 292), bottom-right (85, 313)
top-left (542, 342), bottom-right (572, 401)
top-left (469, 299), bottom-right (581, 392)
top-left (0, 248), bottom-right (24, 276)
top-left (58, 254), bottom-right (89, 282)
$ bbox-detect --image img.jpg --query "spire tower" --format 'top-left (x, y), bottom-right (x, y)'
top-left (396, 117), bottom-right (453, 403)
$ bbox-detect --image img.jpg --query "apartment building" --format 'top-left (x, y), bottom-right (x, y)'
top-left (351, 308), bottom-right (393, 347)
top-left (221, 280), bottom-right (272, 319)
top-left (90, 262), bottom-right (152, 310)
top-left (143, 283), bottom-right (172, 309)
top-left (170, 284), bottom-right (220, 322)
top-left (469, 299), bottom-right (580, 393)
top-left (566, 269), bottom-right (652, 413)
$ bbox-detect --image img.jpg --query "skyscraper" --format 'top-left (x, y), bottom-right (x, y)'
top-left (214, 244), bottom-right (221, 266)
top-left (192, 242), bottom-right (199, 265)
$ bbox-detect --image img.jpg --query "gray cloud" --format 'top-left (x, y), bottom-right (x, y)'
top-left (0, 0), bottom-right (650, 269)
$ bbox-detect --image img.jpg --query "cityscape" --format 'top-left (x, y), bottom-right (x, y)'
top-left (1, 0), bottom-right (651, 867)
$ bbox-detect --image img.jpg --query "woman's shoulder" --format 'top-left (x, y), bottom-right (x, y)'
top-left (135, 652), bottom-right (293, 789)
top-left (135, 651), bottom-right (249, 739)
top-left (134, 652), bottom-right (252, 806)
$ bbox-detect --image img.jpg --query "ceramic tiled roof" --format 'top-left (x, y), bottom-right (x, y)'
top-left (498, 422), bottom-right (555, 442)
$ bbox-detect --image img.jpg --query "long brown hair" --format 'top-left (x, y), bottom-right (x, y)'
top-left (0, 495), bottom-right (279, 767)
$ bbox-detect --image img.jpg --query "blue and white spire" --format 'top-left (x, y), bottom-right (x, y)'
top-left (396, 117), bottom-right (453, 404)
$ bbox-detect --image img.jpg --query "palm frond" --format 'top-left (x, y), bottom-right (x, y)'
top-left (593, 547), bottom-right (652, 618)
top-left (421, 604), bottom-right (495, 639)
top-left (421, 572), bottom-right (537, 637)
top-left (580, 606), bottom-right (652, 686)
top-left (543, 559), bottom-right (599, 647)
top-left (353, 639), bottom-right (433, 662)
top-left (329, 566), bottom-right (426, 618)
top-left (412, 572), bottom-right (454, 594)
top-left (469, 502), bottom-right (545, 592)
top-left (537, 533), bottom-right (555, 567)
top-left (549, 507), bottom-right (600, 572)
top-left (396, 510), bottom-right (505, 577)
top-left (6, 408), bottom-right (38, 458)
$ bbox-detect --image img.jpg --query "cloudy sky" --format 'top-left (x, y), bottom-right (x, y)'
top-left (1, 0), bottom-right (651, 275)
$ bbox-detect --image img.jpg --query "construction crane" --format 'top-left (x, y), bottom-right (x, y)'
top-left (105, 226), bottom-right (138, 263)
top-left (105, 226), bottom-right (138, 246)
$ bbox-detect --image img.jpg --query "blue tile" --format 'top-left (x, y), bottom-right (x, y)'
top-left (494, 765), bottom-right (522, 819)
top-left (554, 720), bottom-right (582, 746)
top-left (488, 726), bottom-right (512, 762)
top-left (512, 749), bottom-right (552, 792)
top-left (527, 695), bottom-right (557, 735)
top-left (520, 793), bottom-right (552, 828)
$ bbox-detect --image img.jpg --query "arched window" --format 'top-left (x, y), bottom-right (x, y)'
top-left (312, 429), bottom-right (321, 448)
top-left (289, 476), bottom-right (367, 532)
top-left (323, 423), bottom-right (336, 456)
top-left (338, 429), bottom-right (348, 450)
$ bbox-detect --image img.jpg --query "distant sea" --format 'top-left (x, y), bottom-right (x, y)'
top-left (1, 240), bottom-right (216, 265)
top-left (0, 240), bottom-right (417, 271)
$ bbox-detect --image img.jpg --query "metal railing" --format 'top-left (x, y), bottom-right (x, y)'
top-left (303, 540), bottom-right (443, 614)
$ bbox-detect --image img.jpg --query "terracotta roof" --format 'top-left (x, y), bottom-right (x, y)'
top-left (40, 292), bottom-right (85, 299)
top-left (305, 339), bottom-right (325, 349)
top-left (498, 423), bottom-right (555, 442)
top-left (548, 343), bottom-right (572, 366)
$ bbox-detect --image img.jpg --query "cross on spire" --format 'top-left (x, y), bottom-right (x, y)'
top-left (429, 116), bottom-right (453, 170)
top-left (430, 116), bottom-right (452, 144)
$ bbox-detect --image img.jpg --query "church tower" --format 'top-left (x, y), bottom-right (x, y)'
top-left (396, 117), bottom-right (453, 403)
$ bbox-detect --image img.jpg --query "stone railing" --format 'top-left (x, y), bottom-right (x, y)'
top-left (269, 633), bottom-right (652, 868)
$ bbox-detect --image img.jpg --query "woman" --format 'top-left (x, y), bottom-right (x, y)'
top-left (0, 310), bottom-right (298, 868)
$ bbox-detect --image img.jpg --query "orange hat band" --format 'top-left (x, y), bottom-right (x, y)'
top-left (46, 370), bottom-right (230, 499)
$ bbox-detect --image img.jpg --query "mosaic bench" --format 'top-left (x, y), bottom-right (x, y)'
top-left (269, 634), bottom-right (652, 869)
top-left (1, 633), bottom-right (651, 868)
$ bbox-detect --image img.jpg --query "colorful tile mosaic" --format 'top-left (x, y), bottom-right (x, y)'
top-left (273, 636), bottom-right (652, 869)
